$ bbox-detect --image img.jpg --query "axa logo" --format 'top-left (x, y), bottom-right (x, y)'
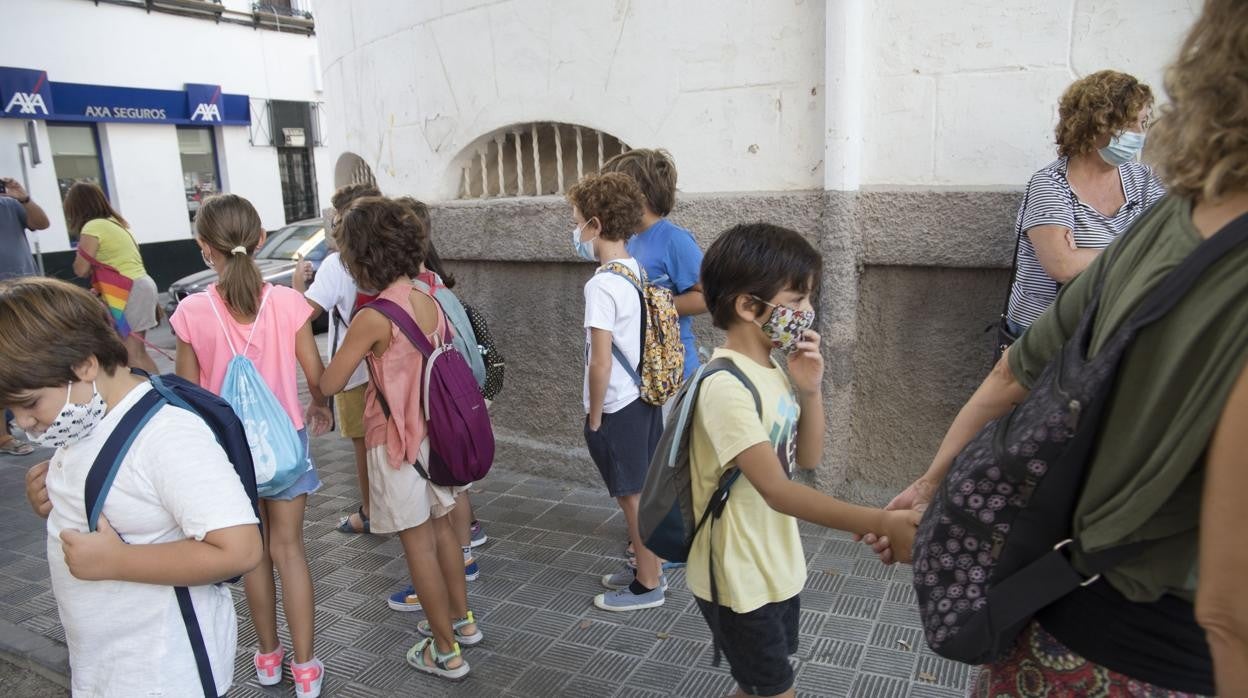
top-left (5, 92), bottom-right (47, 115)
top-left (191, 102), bottom-right (221, 122)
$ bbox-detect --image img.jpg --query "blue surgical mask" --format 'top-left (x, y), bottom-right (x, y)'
top-left (1098, 130), bottom-right (1146, 166)
top-left (572, 223), bottom-right (598, 262)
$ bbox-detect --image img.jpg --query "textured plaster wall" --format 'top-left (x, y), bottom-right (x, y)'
top-left (429, 190), bottom-right (1021, 497)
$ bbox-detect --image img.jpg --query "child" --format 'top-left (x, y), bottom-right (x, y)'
top-left (293, 183), bottom-right (380, 537)
top-left (567, 173), bottom-right (667, 611)
top-left (4, 277), bottom-right (261, 696)
top-left (691, 223), bottom-right (919, 697)
top-left (170, 194), bottom-right (332, 698)
top-left (320, 196), bottom-right (479, 680)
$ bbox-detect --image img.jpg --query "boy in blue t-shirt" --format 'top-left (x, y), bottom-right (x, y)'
top-left (602, 149), bottom-right (705, 381)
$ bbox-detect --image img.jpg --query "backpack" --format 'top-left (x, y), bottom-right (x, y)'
top-left (464, 303), bottom-right (506, 401)
top-left (207, 289), bottom-right (308, 497)
top-left (365, 293), bottom-right (495, 486)
top-left (597, 262), bottom-right (684, 406)
top-left (913, 211), bottom-right (1248, 665)
top-left (637, 357), bottom-right (761, 665)
top-left (86, 372), bottom-right (261, 698)
top-left (413, 273), bottom-right (488, 390)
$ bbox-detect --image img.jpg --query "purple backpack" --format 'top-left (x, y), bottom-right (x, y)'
top-left (365, 297), bottom-right (495, 486)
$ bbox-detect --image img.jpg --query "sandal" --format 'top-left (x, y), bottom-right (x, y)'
top-left (406, 638), bottom-right (469, 680)
top-left (337, 505), bottom-right (370, 534)
top-left (0, 437), bottom-right (34, 456)
top-left (417, 611), bottom-right (482, 646)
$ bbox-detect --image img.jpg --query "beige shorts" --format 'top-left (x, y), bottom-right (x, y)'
top-left (123, 275), bottom-right (159, 334)
top-left (365, 444), bottom-right (463, 534)
top-left (336, 384), bottom-right (367, 439)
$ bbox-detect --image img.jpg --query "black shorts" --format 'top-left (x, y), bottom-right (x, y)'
top-left (583, 398), bottom-right (662, 497)
top-left (697, 595), bottom-right (801, 697)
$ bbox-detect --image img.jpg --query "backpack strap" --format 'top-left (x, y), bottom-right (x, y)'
top-left (597, 262), bottom-right (649, 386)
top-left (687, 357), bottom-right (763, 668)
top-left (84, 386), bottom-right (218, 698)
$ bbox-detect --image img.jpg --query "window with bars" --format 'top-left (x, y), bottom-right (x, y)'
top-left (457, 122), bottom-right (629, 199)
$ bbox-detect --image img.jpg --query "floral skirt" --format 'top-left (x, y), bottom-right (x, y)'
top-left (972, 622), bottom-right (1210, 698)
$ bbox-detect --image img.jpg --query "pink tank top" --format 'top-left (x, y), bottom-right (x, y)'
top-left (364, 279), bottom-right (447, 469)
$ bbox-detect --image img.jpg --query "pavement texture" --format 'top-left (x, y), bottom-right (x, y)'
top-left (0, 325), bottom-right (973, 697)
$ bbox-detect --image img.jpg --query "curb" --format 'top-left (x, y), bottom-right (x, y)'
top-left (0, 618), bottom-right (70, 689)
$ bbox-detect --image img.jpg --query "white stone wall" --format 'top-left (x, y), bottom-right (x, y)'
top-left (315, 0), bottom-right (1197, 199)
top-left (0, 0), bottom-right (334, 253)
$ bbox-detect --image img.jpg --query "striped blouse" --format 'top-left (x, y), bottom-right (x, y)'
top-left (1006, 158), bottom-right (1166, 328)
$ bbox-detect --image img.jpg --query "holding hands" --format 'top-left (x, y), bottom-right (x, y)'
top-left (305, 401), bottom-right (333, 437)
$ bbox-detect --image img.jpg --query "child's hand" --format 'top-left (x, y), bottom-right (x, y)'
top-left (873, 509), bottom-right (922, 565)
top-left (25, 461), bottom-right (52, 519)
top-left (786, 329), bottom-right (824, 398)
top-left (305, 402), bottom-right (332, 437)
top-left (60, 516), bottom-right (125, 581)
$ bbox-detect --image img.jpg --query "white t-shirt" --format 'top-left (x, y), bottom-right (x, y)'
top-left (305, 252), bottom-right (369, 390)
top-left (583, 257), bottom-right (644, 414)
top-left (45, 382), bottom-right (259, 697)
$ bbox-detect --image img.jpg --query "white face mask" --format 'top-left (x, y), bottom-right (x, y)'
top-left (27, 383), bottom-right (107, 450)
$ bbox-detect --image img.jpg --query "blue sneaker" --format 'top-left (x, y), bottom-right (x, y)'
top-left (469, 520), bottom-right (488, 548)
top-left (464, 558), bottom-right (480, 582)
top-left (387, 585), bottom-right (421, 612)
top-left (594, 583), bottom-right (666, 612)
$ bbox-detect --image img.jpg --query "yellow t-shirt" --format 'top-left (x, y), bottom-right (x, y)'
top-left (685, 348), bottom-right (805, 613)
top-left (80, 217), bottom-right (146, 279)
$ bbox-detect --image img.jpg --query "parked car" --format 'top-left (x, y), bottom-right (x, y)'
top-left (166, 217), bottom-right (329, 332)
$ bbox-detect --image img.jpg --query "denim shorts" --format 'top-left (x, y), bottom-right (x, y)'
top-left (583, 398), bottom-right (662, 497)
top-left (697, 595), bottom-right (801, 697)
top-left (263, 429), bottom-right (322, 501)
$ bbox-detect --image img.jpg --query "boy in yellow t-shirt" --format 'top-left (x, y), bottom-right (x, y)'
top-left (688, 223), bottom-right (920, 697)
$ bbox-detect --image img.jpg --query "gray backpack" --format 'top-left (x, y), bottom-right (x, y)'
top-left (637, 357), bottom-right (761, 664)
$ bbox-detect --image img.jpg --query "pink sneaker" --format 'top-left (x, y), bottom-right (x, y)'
top-left (253, 646), bottom-right (285, 686)
top-left (292, 657), bottom-right (324, 698)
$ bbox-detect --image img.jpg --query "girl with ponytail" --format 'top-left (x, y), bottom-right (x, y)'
top-left (170, 194), bottom-right (332, 698)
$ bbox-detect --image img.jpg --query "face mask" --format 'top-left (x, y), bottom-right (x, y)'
top-left (572, 224), bottom-right (599, 262)
top-left (753, 297), bottom-right (816, 355)
top-left (27, 383), bottom-right (107, 450)
top-left (1098, 130), bottom-right (1146, 166)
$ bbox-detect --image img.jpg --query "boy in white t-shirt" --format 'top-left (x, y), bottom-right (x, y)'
top-left (566, 173), bottom-right (666, 612)
top-left (6, 277), bottom-right (261, 697)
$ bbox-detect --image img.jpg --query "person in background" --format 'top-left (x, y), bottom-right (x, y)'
top-left (1002, 71), bottom-right (1166, 341)
top-left (293, 183), bottom-right (380, 537)
top-left (0, 176), bottom-right (50, 457)
top-left (66, 182), bottom-right (160, 373)
top-left (873, 2), bottom-right (1248, 692)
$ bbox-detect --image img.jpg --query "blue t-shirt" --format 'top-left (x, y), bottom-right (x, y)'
top-left (627, 218), bottom-right (703, 379)
top-left (0, 197), bottom-right (36, 280)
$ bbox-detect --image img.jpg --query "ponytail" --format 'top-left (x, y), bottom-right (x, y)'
top-left (195, 194), bottom-right (264, 316)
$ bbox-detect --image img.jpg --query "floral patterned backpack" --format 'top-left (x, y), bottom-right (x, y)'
top-left (598, 262), bottom-right (685, 405)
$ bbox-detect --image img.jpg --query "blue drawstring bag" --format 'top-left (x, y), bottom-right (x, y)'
top-left (208, 289), bottom-right (307, 496)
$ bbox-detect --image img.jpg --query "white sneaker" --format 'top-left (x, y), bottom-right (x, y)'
top-left (292, 657), bottom-right (324, 698)
top-left (253, 646), bottom-right (284, 686)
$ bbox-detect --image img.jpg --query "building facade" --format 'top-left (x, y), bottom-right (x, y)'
top-left (0, 0), bottom-right (335, 288)
top-left (314, 0), bottom-right (1198, 503)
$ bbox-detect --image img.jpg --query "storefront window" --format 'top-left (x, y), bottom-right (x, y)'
top-left (177, 127), bottom-right (220, 223)
top-left (48, 124), bottom-right (107, 241)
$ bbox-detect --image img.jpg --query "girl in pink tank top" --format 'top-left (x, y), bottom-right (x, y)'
top-left (320, 197), bottom-right (479, 681)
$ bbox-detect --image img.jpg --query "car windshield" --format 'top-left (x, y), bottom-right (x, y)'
top-left (258, 222), bottom-right (326, 261)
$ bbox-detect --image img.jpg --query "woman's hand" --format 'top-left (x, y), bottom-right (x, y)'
top-left (859, 476), bottom-right (936, 564)
top-left (787, 330), bottom-right (824, 398)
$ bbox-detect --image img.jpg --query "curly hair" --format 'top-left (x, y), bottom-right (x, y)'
top-left (330, 182), bottom-right (381, 213)
top-left (393, 196), bottom-right (457, 289)
top-left (336, 196), bottom-right (426, 292)
top-left (1055, 70), bottom-right (1154, 158)
top-left (601, 148), bottom-right (678, 216)
top-left (565, 172), bottom-right (645, 242)
top-left (1146, 0), bottom-right (1248, 201)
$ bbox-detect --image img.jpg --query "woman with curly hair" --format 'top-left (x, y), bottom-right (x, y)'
top-left (1000, 70), bottom-right (1166, 345)
top-left (874, 0), bottom-right (1248, 693)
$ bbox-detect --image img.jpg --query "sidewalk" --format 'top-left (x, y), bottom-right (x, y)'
top-left (0, 326), bottom-right (972, 697)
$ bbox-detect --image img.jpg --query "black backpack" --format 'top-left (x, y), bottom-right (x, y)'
top-left (913, 210), bottom-right (1248, 664)
top-left (465, 303), bottom-right (505, 401)
top-left (86, 372), bottom-right (260, 698)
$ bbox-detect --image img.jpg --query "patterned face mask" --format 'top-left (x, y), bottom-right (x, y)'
top-left (752, 297), bottom-right (815, 354)
top-left (27, 383), bottom-right (107, 450)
